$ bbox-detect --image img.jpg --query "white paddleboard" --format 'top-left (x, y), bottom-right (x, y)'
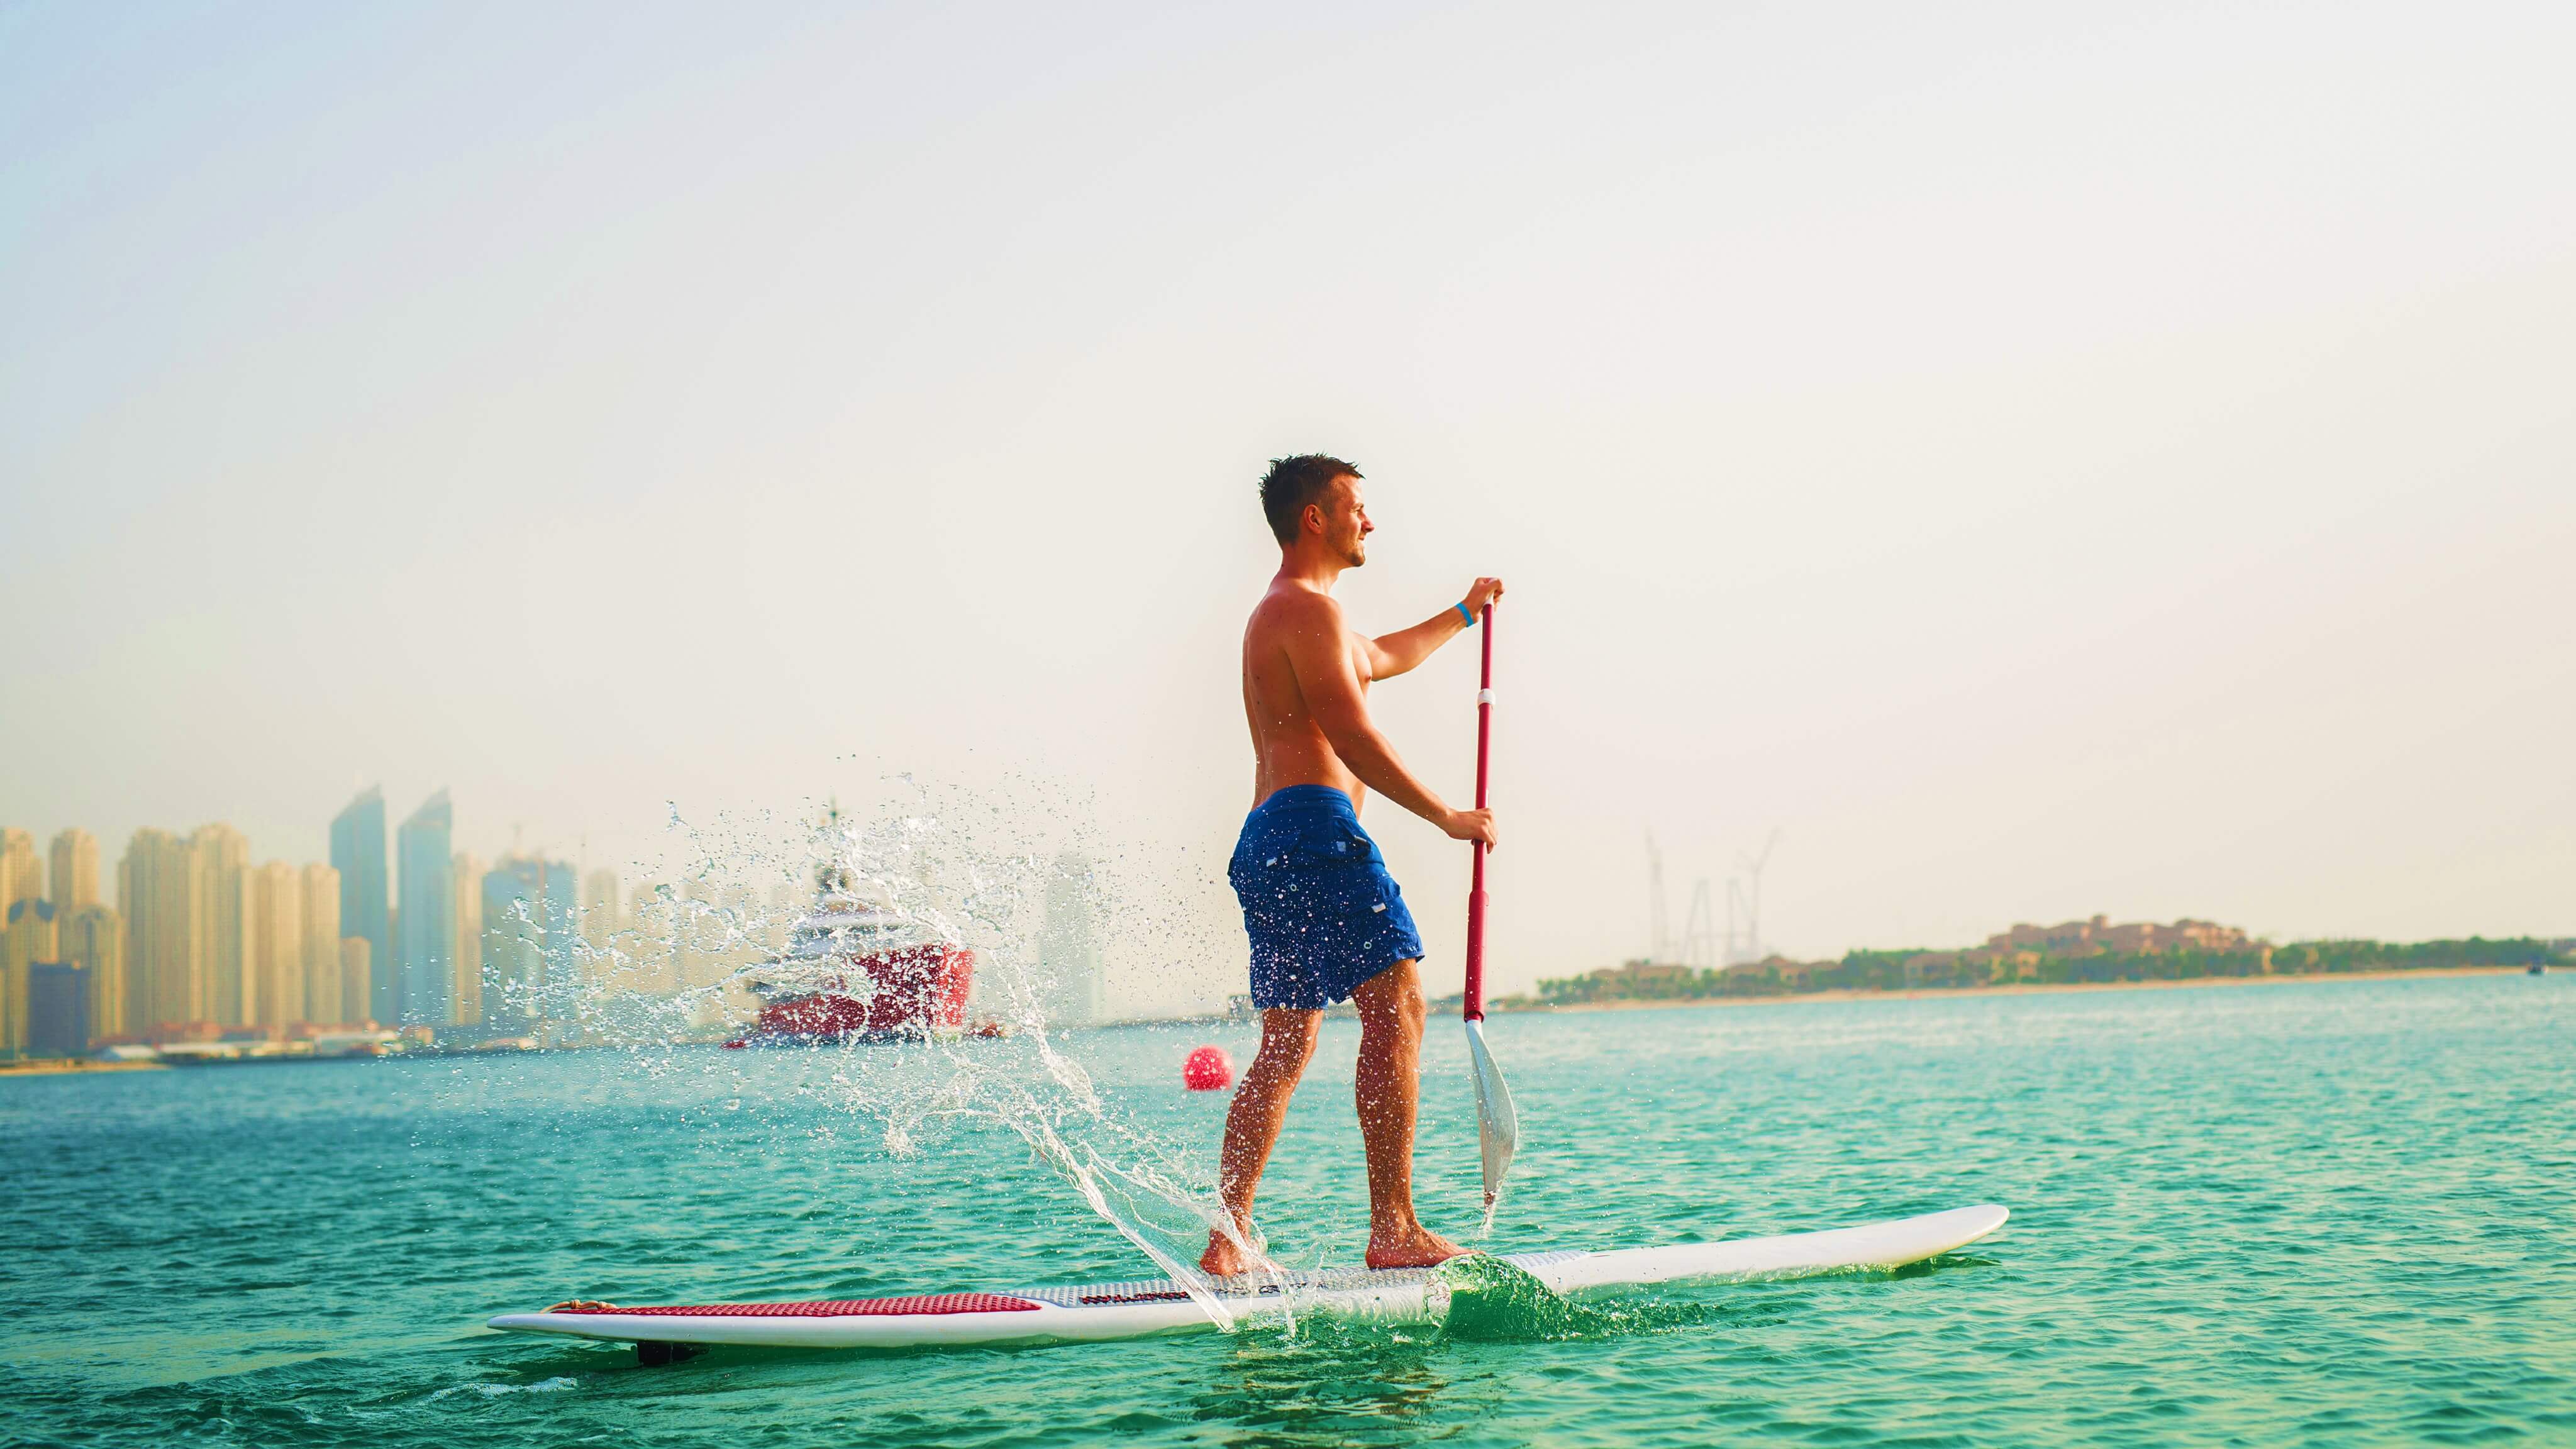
top-left (487, 1203), bottom-right (2006, 1352)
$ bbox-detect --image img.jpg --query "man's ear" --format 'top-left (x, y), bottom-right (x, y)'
top-left (1302, 503), bottom-right (1325, 536)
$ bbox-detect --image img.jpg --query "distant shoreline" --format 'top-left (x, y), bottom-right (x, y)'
top-left (6, 969), bottom-right (2542, 1070)
top-left (1487, 964), bottom-right (2538, 1014)
top-left (0, 1058), bottom-right (170, 1078)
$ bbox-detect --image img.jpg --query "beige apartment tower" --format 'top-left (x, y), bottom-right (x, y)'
top-left (452, 852), bottom-right (484, 1028)
top-left (61, 903), bottom-right (127, 1041)
top-left (3, 897), bottom-right (58, 1054)
top-left (249, 862), bottom-right (303, 1030)
top-left (582, 869), bottom-right (619, 948)
top-left (300, 863), bottom-right (341, 1024)
top-left (338, 936), bottom-right (372, 1028)
top-left (581, 868), bottom-right (621, 992)
top-left (50, 830), bottom-right (100, 911)
top-left (120, 828), bottom-right (202, 1030)
top-left (0, 830), bottom-right (38, 913)
top-left (189, 824), bottom-right (252, 1025)
top-left (625, 880), bottom-right (676, 994)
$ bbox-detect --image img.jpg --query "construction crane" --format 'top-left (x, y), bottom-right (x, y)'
top-left (1680, 878), bottom-right (1718, 969)
top-left (1645, 832), bottom-right (1672, 964)
top-left (1726, 829), bottom-right (1782, 964)
top-left (1648, 833), bottom-right (1727, 970)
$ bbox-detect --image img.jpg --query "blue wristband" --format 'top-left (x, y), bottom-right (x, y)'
top-left (1455, 601), bottom-right (1477, 627)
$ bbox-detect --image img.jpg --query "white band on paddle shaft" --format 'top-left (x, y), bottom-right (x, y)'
top-left (1477, 689), bottom-right (1494, 705)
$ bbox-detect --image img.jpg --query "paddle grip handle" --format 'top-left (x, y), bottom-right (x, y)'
top-left (1464, 602), bottom-right (1493, 1021)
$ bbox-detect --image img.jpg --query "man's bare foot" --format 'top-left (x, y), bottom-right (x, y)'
top-left (1365, 1221), bottom-right (1468, 1270)
top-left (1199, 1226), bottom-right (1267, 1279)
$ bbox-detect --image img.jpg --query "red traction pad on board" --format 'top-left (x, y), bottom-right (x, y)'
top-left (561, 1294), bottom-right (1040, 1318)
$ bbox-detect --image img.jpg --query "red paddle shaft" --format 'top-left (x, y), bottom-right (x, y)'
top-left (1463, 602), bottom-right (1494, 1021)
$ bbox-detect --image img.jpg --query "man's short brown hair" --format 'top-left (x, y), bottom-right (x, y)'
top-left (1258, 455), bottom-right (1361, 547)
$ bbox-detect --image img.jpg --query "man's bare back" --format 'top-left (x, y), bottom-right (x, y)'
top-left (1202, 455), bottom-right (1501, 1279)
top-left (1241, 582), bottom-right (1378, 809)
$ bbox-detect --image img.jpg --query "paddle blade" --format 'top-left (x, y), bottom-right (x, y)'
top-left (1464, 1018), bottom-right (1519, 1216)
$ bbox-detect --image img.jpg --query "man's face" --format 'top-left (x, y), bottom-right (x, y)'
top-left (1309, 475), bottom-right (1372, 567)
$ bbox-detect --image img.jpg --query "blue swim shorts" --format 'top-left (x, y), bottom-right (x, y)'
top-left (1228, 784), bottom-right (1426, 1011)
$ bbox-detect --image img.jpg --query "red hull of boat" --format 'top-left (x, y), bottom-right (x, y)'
top-left (730, 944), bottom-right (976, 1045)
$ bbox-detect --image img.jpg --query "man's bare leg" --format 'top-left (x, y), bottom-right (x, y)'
top-left (1200, 1008), bottom-right (1321, 1277)
top-left (1351, 959), bottom-right (1465, 1269)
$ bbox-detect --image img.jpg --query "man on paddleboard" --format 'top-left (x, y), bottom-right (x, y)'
top-left (1201, 454), bottom-right (1502, 1277)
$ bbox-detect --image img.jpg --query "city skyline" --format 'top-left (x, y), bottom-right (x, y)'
top-left (0, 792), bottom-right (704, 1055)
top-left (11, 781), bottom-right (1145, 1055)
top-left (6, 767), bottom-right (2562, 1057)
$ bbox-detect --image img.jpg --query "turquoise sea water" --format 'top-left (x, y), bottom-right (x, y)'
top-left (5, 974), bottom-right (2572, 1447)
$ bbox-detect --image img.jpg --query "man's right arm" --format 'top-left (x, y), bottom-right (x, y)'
top-left (1279, 594), bottom-right (1497, 848)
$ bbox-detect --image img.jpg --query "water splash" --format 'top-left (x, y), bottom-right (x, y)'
top-left (513, 775), bottom-right (1256, 1329)
top-left (1433, 1255), bottom-right (1609, 1340)
top-left (1432, 1255), bottom-right (1727, 1342)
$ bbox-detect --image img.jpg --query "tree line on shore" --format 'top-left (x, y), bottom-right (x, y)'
top-left (1519, 936), bottom-right (2565, 1006)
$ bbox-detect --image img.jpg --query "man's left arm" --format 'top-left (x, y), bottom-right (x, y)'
top-left (1367, 576), bottom-right (1504, 680)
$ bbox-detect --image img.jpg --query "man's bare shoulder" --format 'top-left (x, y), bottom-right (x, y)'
top-left (1248, 584), bottom-right (1344, 642)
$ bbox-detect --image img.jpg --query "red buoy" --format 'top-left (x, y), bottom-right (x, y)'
top-left (1182, 1045), bottom-right (1234, 1092)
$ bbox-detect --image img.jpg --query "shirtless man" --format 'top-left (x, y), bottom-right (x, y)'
top-left (1200, 453), bottom-right (1503, 1277)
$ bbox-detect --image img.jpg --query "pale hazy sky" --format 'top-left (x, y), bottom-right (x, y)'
top-left (4, 3), bottom-right (2570, 1009)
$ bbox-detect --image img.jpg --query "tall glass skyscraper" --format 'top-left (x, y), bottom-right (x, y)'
top-left (395, 791), bottom-right (455, 1026)
top-left (329, 787), bottom-right (390, 1026)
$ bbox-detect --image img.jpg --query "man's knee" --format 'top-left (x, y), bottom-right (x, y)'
top-left (1259, 1009), bottom-right (1323, 1065)
top-left (1357, 962), bottom-right (1426, 1038)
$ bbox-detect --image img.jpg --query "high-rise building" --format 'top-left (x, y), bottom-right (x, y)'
top-left (338, 936), bottom-right (372, 1026)
top-left (625, 879), bottom-right (675, 994)
top-left (189, 824), bottom-right (252, 1025)
top-left (119, 828), bottom-right (201, 1030)
top-left (248, 862), bottom-right (304, 1030)
top-left (1038, 851), bottom-right (1106, 1027)
top-left (480, 856), bottom-right (575, 1035)
top-left (0, 830), bottom-right (40, 913)
top-left (660, 879), bottom-right (693, 994)
top-left (451, 852), bottom-right (484, 1028)
top-left (581, 868), bottom-right (624, 992)
top-left (712, 881), bottom-right (760, 989)
top-left (60, 904), bottom-right (125, 1041)
top-left (26, 963), bottom-right (91, 1058)
top-left (48, 830), bottom-right (99, 911)
top-left (582, 869), bottom-right (620, 950)
top-left (395, 791), bottom-right (455, 1026)
top-left (677, 879), bottom-right (740, 992)
top-left (299, 863), bottom-right (341, 1025)
top-left (330, 787), bottom-right (392, 1027)
top-left (3, 897), bottom-right (60, 1056)
top-left (2, 899), bottom-right (53, 964)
